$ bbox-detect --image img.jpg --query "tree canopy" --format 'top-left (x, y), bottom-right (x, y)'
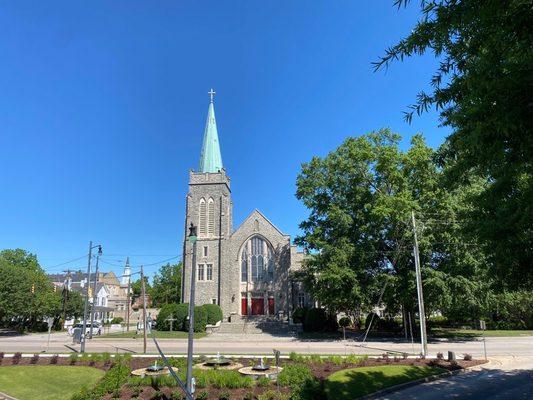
top-left (150, 262), bottom-right (182, 307)
top-left (0, 249), bottom-right (83, 331)
top-left (374, 0), bottom-right (533, 289)
top-left (295, 129), bottom-right (500, 325)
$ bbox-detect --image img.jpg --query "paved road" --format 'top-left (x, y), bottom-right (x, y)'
top-left (378, 356), bottom-right (533, 400)
top-left (1, 331), bottom-right (533, 357)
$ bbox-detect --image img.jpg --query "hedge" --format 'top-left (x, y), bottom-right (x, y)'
top-left (156, 303), bottom-right (189, 331)
top-left (202, 304), bottom-right (223, 325)
top-left (71, 361), bottom-right (130, 400)
top-left (183, 306), bottom-right (208, 332)
top-left (292, 307), bottom-right (308, 324)
top-left (303, 308), bottom-right (327, 332)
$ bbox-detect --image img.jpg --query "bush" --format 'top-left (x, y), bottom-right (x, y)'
top-left (12, 352), bottom-right (21, 365)
top-left (377, 317), bottom-right (401, 332)
top-left (292, 307), bottom-right (308, 324)
top-left (257, 376), bottom-right (271, 387)
top-left (202, 304), bottom-right (223, 325)
top-left (277, 364), bottom-right (313, 388)
top-left (193, 369), bottom-right (253, 389)
top-left (338, 316), bottom-right (351, 328)
top-left (364, 312), bottom-right (380, 331)
top-left (156, 303), bottom-right (190, 331)
top-left (303, 308), bottom-right (327, 332)
top-left (183, 306), bottom-right (207, 333)
top-left (110, 317), bottom-right (123, 324)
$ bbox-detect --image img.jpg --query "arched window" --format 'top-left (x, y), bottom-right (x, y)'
top-left (240, 236), bottom-right (275, 283)
top-left (207, 198), bottom-right (215, 236)
top-left (198, 198), bottom-right (206, 236)
top-left (241, 247), bottom-right (248, 282)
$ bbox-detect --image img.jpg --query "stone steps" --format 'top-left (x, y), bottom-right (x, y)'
top-left (215, 316), bottom-right (299, 335)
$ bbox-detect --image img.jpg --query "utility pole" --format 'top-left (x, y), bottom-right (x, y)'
top-left (186, 223), bottom-right (198, 395)
top-left (89, 253), bottom-right (100, 339)
top-left (81, 243), bottom-right (101, 353)
top-left (125, 258), bottom-right (131, 332)
top-left (62, 270), bottom-right (71, 327)
top-left (411, 211), bottom-right (428, 357)
top-left (141, 265), bottom-right (148, 354)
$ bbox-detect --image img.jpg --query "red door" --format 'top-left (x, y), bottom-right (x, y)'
top-left (268, 298), bottom-right (275, 315)
top-left (251, 298), bottom-right (264, 315)
top-left (241, 298), bottom-right (248, 316)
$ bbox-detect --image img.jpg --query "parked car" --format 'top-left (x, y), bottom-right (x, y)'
top-left (72, 323), bottom-right (102, 336)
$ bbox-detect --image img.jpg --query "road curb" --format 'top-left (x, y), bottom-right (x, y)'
top-left (358, 362), bottom-right (486, 399)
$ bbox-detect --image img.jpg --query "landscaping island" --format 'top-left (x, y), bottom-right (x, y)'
top-left (0, 352), bottom-right (484, 400)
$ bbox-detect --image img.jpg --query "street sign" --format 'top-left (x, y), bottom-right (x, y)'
top-left (479, 320), bottom-right (486, 330)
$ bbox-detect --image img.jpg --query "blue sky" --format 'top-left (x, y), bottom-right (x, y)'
top-left (0, 1), bottom-right (448, 278)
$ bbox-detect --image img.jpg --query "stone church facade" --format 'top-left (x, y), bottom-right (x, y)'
top-left (181, 91), bottom-right (309, 319)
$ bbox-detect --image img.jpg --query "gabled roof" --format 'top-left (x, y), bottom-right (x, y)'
top-left (232, 209), bottom-right (288, 238)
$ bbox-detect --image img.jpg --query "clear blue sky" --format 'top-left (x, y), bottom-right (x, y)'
top-left (0, 1), bottom-right (448, 278)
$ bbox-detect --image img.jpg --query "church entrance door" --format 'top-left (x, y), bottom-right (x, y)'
top-left (241, 297), bottom-right (248, 316)
top-left (268, 298), bottom-right (275, 315)
top-left (251, 298), bottom-right (264, 315)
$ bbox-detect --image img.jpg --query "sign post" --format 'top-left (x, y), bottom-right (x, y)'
top-left (273, 349), bottom-right (281, 392)
top-left (479, 320), bottom-right (487, 360)
top-left (46, 317), bottom-right (54, 352)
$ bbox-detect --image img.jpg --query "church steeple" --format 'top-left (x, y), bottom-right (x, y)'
top-left (199, 89), bottom-right (223, 173)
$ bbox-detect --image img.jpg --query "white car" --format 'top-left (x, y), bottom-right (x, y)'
top-left (73, 323), bottom-right (102, 336)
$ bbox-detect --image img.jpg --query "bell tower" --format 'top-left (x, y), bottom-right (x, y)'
top-left (181, 90), bottom-right (232, 307)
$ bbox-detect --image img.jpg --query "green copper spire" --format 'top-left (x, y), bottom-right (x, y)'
top-left (199, 89), bottom-right (223, 173)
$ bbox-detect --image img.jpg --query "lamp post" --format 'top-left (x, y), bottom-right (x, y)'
top-left (186, 223), bottom-right (198, 396)
top-left (81, 243), bottom-right (102, 353)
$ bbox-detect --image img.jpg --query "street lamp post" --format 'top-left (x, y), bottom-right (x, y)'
top-left (81, 242), bottom-right (102, 353)
top-left (186, 223), bottom-right (198, 396)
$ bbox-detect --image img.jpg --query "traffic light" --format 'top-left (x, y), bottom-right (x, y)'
top-left (31, 284), bottom-right (35, 294)
top-left (53, 285), bottom-right (57, 293)
top-left (88, 286), bottom-right (92, 298)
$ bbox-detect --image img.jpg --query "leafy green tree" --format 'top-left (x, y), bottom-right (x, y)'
top-left (295, 129), bottom-right (486, 324)
top-left (150, 263), bottom-right (182, 307)
top-left (0, 249), bottom-right (79, 331)
top-left (375, 0), bottom-right (532, 289)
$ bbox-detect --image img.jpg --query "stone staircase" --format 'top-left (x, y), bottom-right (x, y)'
top-left (215, 316), bottom-right (299, 335)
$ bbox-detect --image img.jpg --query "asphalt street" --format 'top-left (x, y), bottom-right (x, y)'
top-left (1, 331), bottom-right (533, 358)
top-left (378, 356), bottom-right (533, 400)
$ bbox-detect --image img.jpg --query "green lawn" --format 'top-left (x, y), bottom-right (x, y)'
top-left (324, 365), bottom-right (444, 400)
top-left (431, 328), bottom-right (533, 339)
top-left (97, 330), bottom-right (206, 339)
top-left (0, 366), bottom-right (104, 400)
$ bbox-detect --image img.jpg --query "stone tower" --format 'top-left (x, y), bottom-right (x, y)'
top-left (181, 90), bottom-right (233, 307)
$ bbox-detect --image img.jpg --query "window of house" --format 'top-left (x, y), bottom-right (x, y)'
top-left (197, 264), bottom-right (204, 281)
top-left (206, 264), bottom-right (213, 281)
top-left (203, 246), bottom-right (208, 257)
top-left (212, 298), bottom-right (217, 305)
top-left (298, 292), bottom-right (305, 308)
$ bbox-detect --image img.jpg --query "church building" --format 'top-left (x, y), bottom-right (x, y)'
top-left (181, 90), bottom-right (309, 320)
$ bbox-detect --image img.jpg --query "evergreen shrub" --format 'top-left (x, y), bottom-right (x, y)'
top-left (202, 304), bottom-right (223, 325)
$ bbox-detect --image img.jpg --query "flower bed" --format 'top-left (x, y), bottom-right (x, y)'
top-left (0, 354), bottom-right (486, 400)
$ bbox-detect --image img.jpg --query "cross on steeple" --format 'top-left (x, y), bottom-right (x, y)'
top-left (208, 88), bottom-right (216, 103)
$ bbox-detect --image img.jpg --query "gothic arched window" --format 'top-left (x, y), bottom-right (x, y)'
top-left (241, 247), bottom-right (248, 282)
top-left (240, 236), bottom-right (275, 283)
top-left (199, 198), bottom-right (207, 236)
top-left (207, 198), bottom-right (215, 236)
